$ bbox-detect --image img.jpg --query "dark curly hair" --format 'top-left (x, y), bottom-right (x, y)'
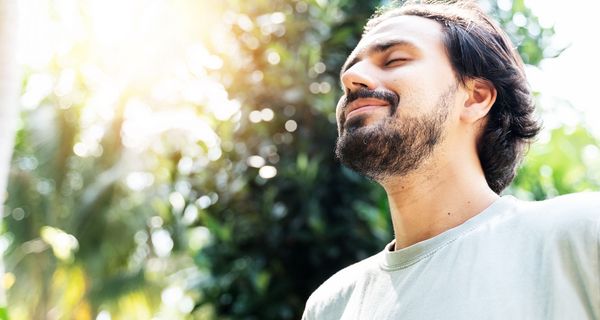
top-left (364, 0), bottom-right (541, 193)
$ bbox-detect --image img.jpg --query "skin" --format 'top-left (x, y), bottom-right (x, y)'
top-left (337, 15), bottom-right (499, 250)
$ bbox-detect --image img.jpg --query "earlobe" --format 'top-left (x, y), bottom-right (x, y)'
top-left (460, 78), bottom-right (497, 123)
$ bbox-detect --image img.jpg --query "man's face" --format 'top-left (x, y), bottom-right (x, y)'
top-left (335, 15), bottom-right (462, 181)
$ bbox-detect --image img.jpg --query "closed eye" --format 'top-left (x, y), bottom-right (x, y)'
top-left (385, 58), bottom-right (409, 67)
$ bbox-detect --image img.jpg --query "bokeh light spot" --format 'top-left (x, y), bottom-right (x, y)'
top-left (258, 165), bottom-right (277, 179)
top-left (314, 62), bottom-right (326, 74)
top-left (182, 205), bottom-right (199, 225)
top-left (270, 12), bottom-right (286, 24)
top-left (161, 286), bottom-right (183, 306)
top-left (512, 12), bottom-right (527, 27)
top-left (295, 1), bottom-right (308, 13)
top-left (169, 192), bottom-right (186, 213)
top-left (309, 82), bottom-right (320, 94)
top-left (126, 172), bottom-right (155, 191)
top-left (319, 81), bottom-right (331, 93)
top-left (285, 120), bottom-right (297, 132)
top-left (249, 110), bottom-right (262, 123)
top-left (12, 208), bottom-right (25, 221)
top-left (261, 108), bottom-right (274, 121)
top-left (247, 155), bottom-right (266, 168)
top-left (96, 311), bottom-right (112, 320)
top-left (188, 226), bottom-right (212, 251)
top-left (236, 14), bottom-right (254, 31)
top-left (151, 229), bottom-right (174, 257)
top-left (196, 195), bottom-right (212, 209)
top-left (250, 70), bottom-right (264, 83)
top-left (267, 51), bottom-right (281, 65)
top-left (150, 216), bottom-right (163, 228)
top-left (208, 147), bottom-right (223, 161)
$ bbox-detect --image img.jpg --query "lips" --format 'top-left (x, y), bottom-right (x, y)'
top-left (345, 98), bottom-right (390, 119)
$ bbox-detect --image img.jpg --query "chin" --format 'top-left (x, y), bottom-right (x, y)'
top-left (344, 113), bottom-right (388, 133)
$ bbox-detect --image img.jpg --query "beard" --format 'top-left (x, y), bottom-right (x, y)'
top-left (335, 86), bottom-right (454, 181)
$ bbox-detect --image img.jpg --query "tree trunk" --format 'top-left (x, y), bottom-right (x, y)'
top-left (0, 0), bottom-right (20, 311)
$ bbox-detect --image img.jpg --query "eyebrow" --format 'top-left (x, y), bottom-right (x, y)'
top-left (340, 39), bottom-right (418, 77)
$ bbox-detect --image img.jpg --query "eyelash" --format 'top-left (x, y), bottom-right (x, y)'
top-left (385, 58), bottom-right (408, 66)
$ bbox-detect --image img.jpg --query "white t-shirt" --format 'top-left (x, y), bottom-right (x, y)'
top-left (303, 193), bottom-right (600, 319)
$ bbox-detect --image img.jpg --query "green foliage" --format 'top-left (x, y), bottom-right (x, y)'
top-left (486, 0), bottom-right (560, 64)
top-left (5, 83), bottom-right (167, 317)
top-left (185, 1), bottom-right (388, 318)
top-left (511, 126), bottom-right (600, 199)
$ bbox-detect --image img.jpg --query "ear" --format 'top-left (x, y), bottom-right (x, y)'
top-left (460, 78), bottom-right (497, 124)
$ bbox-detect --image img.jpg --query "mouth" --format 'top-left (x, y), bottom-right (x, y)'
top-left (345, 98), bottom-right (390, 120)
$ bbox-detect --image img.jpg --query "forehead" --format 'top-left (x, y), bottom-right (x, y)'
top-left (344, 15), bottom-right (446, 67)
top-left (365, 14), bottom-right (443, 44)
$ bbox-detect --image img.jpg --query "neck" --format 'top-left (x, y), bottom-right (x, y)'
top-left (380, 154), bottom-right (498, 250)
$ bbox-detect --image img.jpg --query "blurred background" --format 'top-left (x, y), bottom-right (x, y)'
top-left (1, 0), bottom-right (599, 319)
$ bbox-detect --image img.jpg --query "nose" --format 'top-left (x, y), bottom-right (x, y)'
top-left (341, 60), bottom-right (378, 93)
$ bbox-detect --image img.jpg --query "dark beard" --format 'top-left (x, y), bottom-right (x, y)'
top-left (335, 86), bottom-right (453, 181)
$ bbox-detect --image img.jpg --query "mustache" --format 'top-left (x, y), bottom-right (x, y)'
top-left (344, 88), bottom-right (400, 114)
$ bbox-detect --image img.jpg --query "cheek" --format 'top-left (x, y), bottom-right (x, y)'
top-left (395, 85), bottom-right (431, 114)
top-left (389, 72), bottom-right (428, 105)
top-left (394, 76), bottom-right (450, 115)
top-left (335, 99), bottom-right (343, 119)
top-left (388, 62), bottom-right (456, 109)
top-left (335, 98), bottom-right (345, 131)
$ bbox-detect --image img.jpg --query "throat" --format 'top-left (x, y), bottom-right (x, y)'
top-left (385, 175), bottom-right (498, 250)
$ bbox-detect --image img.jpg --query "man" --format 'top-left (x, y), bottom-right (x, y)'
top-left (302, 1), bottom-right (600, 319)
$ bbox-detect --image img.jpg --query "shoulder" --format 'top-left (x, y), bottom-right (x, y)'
top-left (302, 252), bottom-right (382, 320)
top-left (513, 192), bottom-right (600, 221)
top-left (509, 192), bottom-right (600, 240)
